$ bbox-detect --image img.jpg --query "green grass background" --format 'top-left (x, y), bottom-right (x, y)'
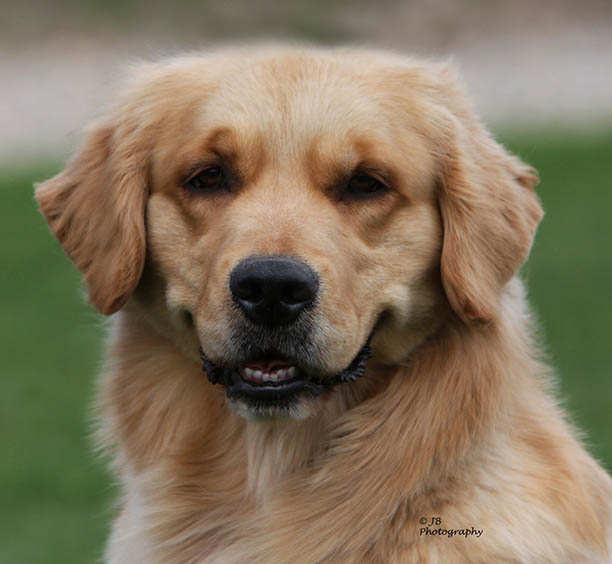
top-left (2, 128), bottom-right (611, 563)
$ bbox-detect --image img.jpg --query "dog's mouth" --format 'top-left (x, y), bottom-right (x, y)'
top-left (239, 358), bottom-right (300, 386)
top-left (199, 332), bottom-right (374, 416)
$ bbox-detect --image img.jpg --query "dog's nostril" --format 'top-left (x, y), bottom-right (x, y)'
top-left (234, 277), bottom-right (263, 302)
top-left (281, 283), bottom-right (312, 305)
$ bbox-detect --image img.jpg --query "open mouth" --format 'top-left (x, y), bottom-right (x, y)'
top-left (240, 359), bottom-right (299, 386)
top-left (199, 331), bottom-right (374, 411)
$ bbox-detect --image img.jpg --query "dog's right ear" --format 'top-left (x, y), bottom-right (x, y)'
top-left (35, 120), bottom-right (149, 315)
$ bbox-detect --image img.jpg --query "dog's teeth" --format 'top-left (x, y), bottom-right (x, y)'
top-left (260, 372), bottom-right (279, 382)
top-left (242, 365), bottom-right (299, 384)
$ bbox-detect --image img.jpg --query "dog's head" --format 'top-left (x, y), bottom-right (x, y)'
top-left (36, 46), bottom-right (542, 420)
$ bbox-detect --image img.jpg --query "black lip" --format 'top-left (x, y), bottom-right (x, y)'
top-left (226, 369), bottom-right (323, 402)
top-left (199, 330), bottom-right (374, 407)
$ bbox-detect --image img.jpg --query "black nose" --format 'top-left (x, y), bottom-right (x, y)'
top-left (229, 255), bottom-right (319, 326)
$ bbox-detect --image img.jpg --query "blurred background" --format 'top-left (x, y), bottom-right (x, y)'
top-left (2, 1), bottom-right (611, 562)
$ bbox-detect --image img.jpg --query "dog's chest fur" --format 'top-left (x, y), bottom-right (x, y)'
top-left (106, 423), bottom-right (611, 564)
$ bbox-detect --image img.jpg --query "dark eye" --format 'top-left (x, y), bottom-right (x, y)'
top-left (346, 173), bottom-right (389, 197)
top-left (185, 166), bottom-right (226, 192)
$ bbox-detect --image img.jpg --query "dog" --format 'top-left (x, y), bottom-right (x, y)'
top-left (36, 45), bottom-right (612, 563)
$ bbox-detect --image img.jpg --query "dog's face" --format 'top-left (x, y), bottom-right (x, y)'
top-left (36, 47), bottom-right (542, 420)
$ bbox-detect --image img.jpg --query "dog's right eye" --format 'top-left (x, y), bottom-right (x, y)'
top-left (184, 166), bottom-right (226, 193)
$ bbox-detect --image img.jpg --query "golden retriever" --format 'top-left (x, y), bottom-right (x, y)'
top-left (36, 45), bottom-right (612, 563)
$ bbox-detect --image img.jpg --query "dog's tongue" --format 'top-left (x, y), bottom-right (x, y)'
top-left (243, 359), bottom-right (294, 372)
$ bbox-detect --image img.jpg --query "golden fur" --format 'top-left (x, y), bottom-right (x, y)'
top-left (36, 45), bottom-right (612, 563)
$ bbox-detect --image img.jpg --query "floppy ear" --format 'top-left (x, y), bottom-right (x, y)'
top-left (437, 87), bottom-right (543, 324)
top-left (35, 121), bottom-right (148, 315)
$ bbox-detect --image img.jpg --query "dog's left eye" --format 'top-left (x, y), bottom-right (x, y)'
top-left (185, 166), bottom-right (226, 192)
top-left (346, 173), bottom-right (389, 197)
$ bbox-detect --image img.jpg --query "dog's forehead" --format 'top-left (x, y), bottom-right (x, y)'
top-left (196, 56), bottom-right (394, 157)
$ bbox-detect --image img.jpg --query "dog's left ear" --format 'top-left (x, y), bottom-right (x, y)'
top-left (35, 118), bottom-right (149, 315)
top-left (435, 68), bottom-right (543, 324)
